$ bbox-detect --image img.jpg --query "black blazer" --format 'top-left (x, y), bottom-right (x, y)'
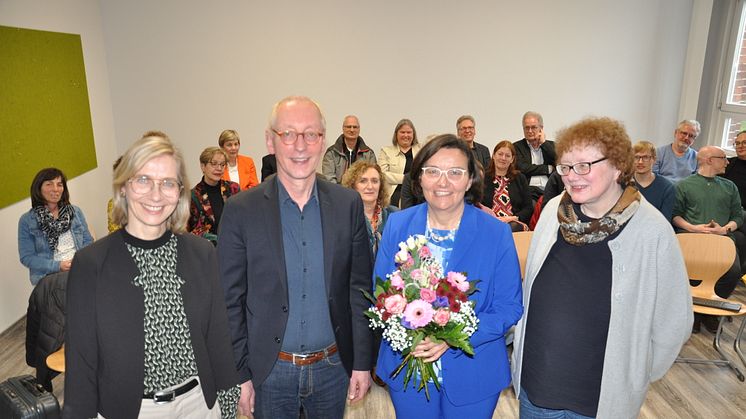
top-left (63, 231), bottom-right (238, 419)
top-left (261, 154), bottom-right (276, 182)
top-left (217, 176), bottom-right (374, 386)
top-left (513, 138), bottom-right (557, 180)
top-left (481, 172), bottom-right (533, 224)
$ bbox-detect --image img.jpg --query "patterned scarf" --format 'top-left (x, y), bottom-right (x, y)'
top-left (370, 204), bottom-right (383, 256)
top-left (558, 186), bottom-right (640, 245)
top-left (33, 204), bottom-right (74, 252)
top-left (491, 175), bottom-right (513, 217)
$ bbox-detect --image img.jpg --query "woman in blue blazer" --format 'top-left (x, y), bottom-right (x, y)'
top-left (374, 134), bottom-right (523, 418)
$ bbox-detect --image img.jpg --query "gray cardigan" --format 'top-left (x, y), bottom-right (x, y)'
top-left (512, 193), bottom-right (692, 419)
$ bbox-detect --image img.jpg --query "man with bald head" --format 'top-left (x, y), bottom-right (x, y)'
top-left (322, 115), bottom-right (376, 183)
top-left (219, 97), bottom-right (373, 418)
top-left (652, 120), bottom-right (700, 183)
top-left (673, 146), bottom-right (745, 332)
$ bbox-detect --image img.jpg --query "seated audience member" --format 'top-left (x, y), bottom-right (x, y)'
top-left (18, 167), bottom-right (93, 391)
top-left (723, 129), bottom-right (746, 212)
top-left (632, 141), bottom-right (675, 220)
top-left (261, 153), bottom-right (276, 181)
top-left (322, 115), bottom-right (376, 183)
top-left (673, 146), bottom-right (744, 332)
top-left (379, 119), bottom-right (421, 207)
top-left (219, 129), bottom-right (259, 190)
top-left (513, 117), bottom-right (691, 419)
top-left (341, 160), bottom-right (398, 259)
top-left (188, 147), bottom-right (240, 245)
top-left (514, 111), bottom-right (556, 200)
top-left (64, 131), bottom-right (239, 419)
top-left (652, 119), bottom-right (700, 183)
top-left (18, 167), bottom-right (93, 286)
top-left (456, 115), bottom-right (491, 170)
top-left (540, 172), bottom-right (564, 210)
top-left (482, 140), bottom-right (532, 231)
top-left (107, 156), bottom-right (123, 233)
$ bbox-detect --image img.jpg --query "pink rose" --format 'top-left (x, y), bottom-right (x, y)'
top-left (420, 288), bottom-right (436, 303)
top-left (433, 309), bottom-right (451, 326)
top-left (447, 271), bottom-right (470, 292)
top-left (390, 272), bottom-right (404, 290)
top-left (418, 246), bottom-right (432, 259)
top-left (403, 299), bottom-right (434, 328)
top-left (384, 294), bottom-right (407, 315)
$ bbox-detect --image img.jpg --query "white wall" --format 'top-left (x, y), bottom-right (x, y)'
top-left (0, 0), bottom-right (118, 332)
top-left (99, 0), bottom-right (696, 188)
top-left (0, 0), bottom-right (701, 332)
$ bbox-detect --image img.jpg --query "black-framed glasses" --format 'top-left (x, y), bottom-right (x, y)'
top-left (343, 125), bottom-right (359, 129)
top-left (523, 125), bottom-right (542, 132)
top-left (556, 157), bottom-right (608, 176)
top-left (271, 128), bottom-right (324, 145)
top-left (128, 175), bottom-right (182, 198)
top-left (421, 166), bottom-right (468, 182)
top-left (634, 155), bottom-right (653, 162)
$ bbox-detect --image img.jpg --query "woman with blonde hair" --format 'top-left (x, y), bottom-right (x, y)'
top-left (379, 119), bottom-right (421, 207)
top-left (64, 131), bottom-right (239, 419)
top-left (219, 129), bottom-right (259, 190)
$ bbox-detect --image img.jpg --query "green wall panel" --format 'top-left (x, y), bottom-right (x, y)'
top-left (0, 25), bottom-right (97, 209)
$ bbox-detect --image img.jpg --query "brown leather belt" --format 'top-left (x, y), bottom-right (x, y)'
top-left (278, 344), bottom-right (337, 366)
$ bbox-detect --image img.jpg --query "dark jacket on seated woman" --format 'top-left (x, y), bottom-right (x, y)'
top-left (26, 270), bottom-right (68, 391)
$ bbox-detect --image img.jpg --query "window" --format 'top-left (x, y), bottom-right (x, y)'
top-left (718, 1), bottom-right (746, 149)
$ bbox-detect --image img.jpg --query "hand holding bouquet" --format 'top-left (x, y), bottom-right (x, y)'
top-left (363, 235), bottom-right (479, 399)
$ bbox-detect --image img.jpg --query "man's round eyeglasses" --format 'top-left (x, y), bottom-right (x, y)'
top-left (128, 175), bottom-right (182, 198)
top-left (421, 167), bottom-right (468, 182)
top-left (271, 128), bottom-right (324, 145)
top-left (556, 157), bottom-right (608, 176)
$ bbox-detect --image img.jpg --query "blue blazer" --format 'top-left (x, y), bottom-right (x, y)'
top-left (374, 203), bottom-right (523, 406)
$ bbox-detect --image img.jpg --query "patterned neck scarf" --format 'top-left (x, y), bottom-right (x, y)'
top-left (558, 186), bottom-right (640, 245)
top-left (33, 204), bottom-right (74, 252)
top-left (491, 175), bottom-right (513, 217)
top-left (370, 204), bottom-right (383, 256)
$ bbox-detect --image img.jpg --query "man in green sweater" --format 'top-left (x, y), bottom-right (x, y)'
top-left (673, 146), bottom-right (745, 332)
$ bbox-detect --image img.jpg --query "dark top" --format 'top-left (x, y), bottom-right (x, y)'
top-left (400, 172), bottom-right (424, 209)
top-left (723, 157), bottom-right (746, 210)
top-left (277, 180), bottom-right (335, 352)
top-left (471, 141), bottom-right (491, 171)
top-left (203, 180), bottom-right (224, 232)
top-left (63, 230), bottom-right (238, 419)
top-left (481, 172), bottom-right (533, 224)
top-left (261, 154), bottom-right (277, 182)
top-left (635, 175), bottom-right (675, 221)
top-left (513, 138), bottom-right (557, 181)
top-left (521, 204), bottom-right (624, 417)
top-left (390, 149), bottom-right (414, 207)
top-left (541, 172), bottom-right (564, 209)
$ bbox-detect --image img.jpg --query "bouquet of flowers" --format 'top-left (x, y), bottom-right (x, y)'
top-left (363, 234), bottom-right (479, 399)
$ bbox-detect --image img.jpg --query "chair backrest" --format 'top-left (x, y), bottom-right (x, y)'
top-left (676, 233), bottom-right (735, 299)
top-left (512, 231), bottom-right (533, 279)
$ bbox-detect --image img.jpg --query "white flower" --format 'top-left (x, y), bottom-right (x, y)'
top-left (406, 236), bottom-right (417, 250)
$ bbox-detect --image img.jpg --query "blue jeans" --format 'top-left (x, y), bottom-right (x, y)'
top-left (254, 352), bottom-right (349, 419)
top-left (519, 388), bottom-right (595, 419)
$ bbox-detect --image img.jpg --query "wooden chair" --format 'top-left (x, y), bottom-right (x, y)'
top-left (512, 231), bottom-right (533, 280)
top-left (675, 233), bottom-right (746, 381)
top-left (46, 345), bottom-right (65, 373)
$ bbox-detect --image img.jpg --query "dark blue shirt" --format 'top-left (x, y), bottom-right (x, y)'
top-left (277, 180), bottom-right (335, 353)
